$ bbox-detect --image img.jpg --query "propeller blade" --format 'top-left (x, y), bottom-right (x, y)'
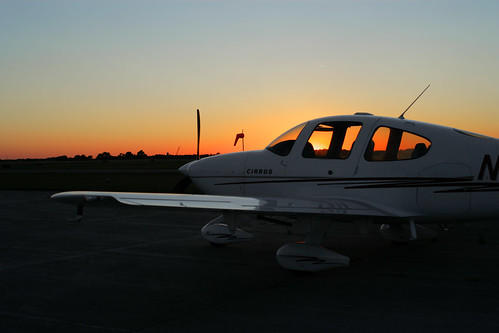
top-left (197, 109), bottom-right (200, 160)
top-left (172, 176), bottom-right (193, 193)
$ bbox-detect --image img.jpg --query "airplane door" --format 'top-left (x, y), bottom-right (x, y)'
top-left (417, 164), bottom-right (471, 217)
top-left (284, 122), bottom-right (362, 190)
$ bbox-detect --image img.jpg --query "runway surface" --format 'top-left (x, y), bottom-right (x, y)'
top-left (1, 191), bottom-right (498, 332)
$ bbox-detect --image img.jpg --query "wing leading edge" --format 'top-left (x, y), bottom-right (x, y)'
top-left (51, 191), bottom-right (413, 217)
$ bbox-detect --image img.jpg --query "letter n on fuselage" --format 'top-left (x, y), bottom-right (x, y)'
top-left (478, 155), bottom-right (499, 180)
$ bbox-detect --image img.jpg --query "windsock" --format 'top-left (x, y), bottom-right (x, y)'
top-left (234, 132), bottom-right (245, 146)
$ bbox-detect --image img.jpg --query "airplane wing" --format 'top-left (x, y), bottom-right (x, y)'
top-left (51, 191), bottom-right (413, 218)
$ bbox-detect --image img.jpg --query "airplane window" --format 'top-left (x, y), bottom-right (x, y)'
top-left (365, 126), bottom-right (431, 161)
top-left (302, 122), bottom-right (362, 159)
top-left (266, 122), bottom-right (308, 156)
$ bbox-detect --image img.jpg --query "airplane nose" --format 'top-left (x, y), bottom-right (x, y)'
top-left (177, 152), bottom-right (249, 195)
top-left (178, 162), bottom-right (189, 176)
top-left (174, 160), bottom-right (198, 193)
top-left (178, 159), bottom-right (198, 177)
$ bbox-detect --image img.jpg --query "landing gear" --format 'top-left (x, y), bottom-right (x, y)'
top-left (200, 215), bottom-right (350, 272)
top-left (201, 214), bottom-right (253, 245)
top-left (379, 221), bottom-right (438, 243)
top-left (276, 217), bottom-right (350, 272)
top-left (67, 204), bottom-right (83, 222)
top-left (76, 204), bottom-right (83, 222)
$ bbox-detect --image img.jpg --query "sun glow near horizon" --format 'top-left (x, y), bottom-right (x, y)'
top-left (2, 99), bottom-right (498, 160)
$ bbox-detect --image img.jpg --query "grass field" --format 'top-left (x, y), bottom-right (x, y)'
top-left (0, 159), bottom-right (200, 193)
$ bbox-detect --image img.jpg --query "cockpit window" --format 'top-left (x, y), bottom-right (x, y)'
top-left (266, 122), bottom-right (307, 156)
top-left (302, 122), bottom-right (362, 159)
top-left (365, 126), bottom-right (431, 161)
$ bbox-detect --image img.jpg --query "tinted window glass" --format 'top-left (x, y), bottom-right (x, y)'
top-left (302, 122), bottom-right (362, 159)
top-left (266, 122), bottom-right (307, 156)
top-left (365, 127), bottom-right (431, 161)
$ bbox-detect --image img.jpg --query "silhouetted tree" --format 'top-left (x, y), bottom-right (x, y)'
top-left (48, 155), bottom-right (69, 161)
top-left (73, 154), bottom-right (92, 161)
top-left (137, 150), bottom-right (147, 159)
top-left (96, 152), bottom-right (113, 160)
top-left (124, 151), bottom-right (134, 159)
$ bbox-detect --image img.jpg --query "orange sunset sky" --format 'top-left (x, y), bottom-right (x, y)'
top-left (1, 0), bottom-right (498, 159)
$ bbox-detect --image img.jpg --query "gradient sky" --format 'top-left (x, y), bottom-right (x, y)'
top-left (1, 0), bottom-right (498, 159)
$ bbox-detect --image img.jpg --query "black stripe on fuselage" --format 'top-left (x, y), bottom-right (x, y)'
top-left (214, 176), bottom-right (473, 187)
top-left (210, 176), bottom-right (498, 192)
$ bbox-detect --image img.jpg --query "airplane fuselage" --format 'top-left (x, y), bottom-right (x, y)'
top-left (181, 114), bottom-right (499, 223)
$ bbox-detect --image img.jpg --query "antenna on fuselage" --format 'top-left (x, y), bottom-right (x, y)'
top-left (399, 84), bottom-right (430, 120)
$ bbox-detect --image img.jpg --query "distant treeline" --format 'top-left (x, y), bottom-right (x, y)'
top-left (9, 150), bottom-right (217, 162)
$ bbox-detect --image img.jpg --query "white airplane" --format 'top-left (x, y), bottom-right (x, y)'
top-left (52, 112), bottom-right (499, 272)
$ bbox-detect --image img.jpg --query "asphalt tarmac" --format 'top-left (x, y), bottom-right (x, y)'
top-left (1, 191), bottom-right (498, 332)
